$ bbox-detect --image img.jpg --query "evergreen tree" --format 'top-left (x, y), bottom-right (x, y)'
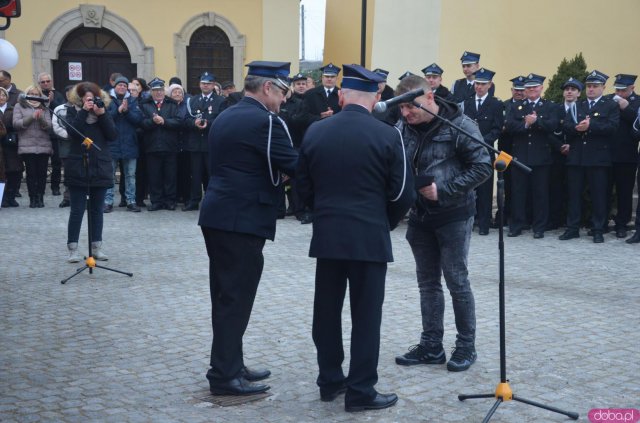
top-left (544, 53), bottom-right (589, 102)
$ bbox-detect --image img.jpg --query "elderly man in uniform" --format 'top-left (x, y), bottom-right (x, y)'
top-left (559, 70), bottom-right (620, 243)
top-left (297, 64), bottom-right (414, 412)
top-left (450, 51), bottom-right (495, 103)
top-left (394, 75), bottom-right (492, 373)
top-left (199, 61), bottom-right (298, 396)
top-left (462, 68), bottom-right (503, 235)
top-left (506, 73), bottom-right (560, 239)
top-left (422, 63), bottom-right (452, 100)
top-left (608, 74), bottom-right (640, 238)
top-left (182, 72), bottom-right (224, 211)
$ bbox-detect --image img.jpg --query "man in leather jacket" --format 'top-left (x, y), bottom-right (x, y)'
top-left (393, 76), bottom-right (492, 372)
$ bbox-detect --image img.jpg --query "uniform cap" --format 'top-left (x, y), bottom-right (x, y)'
top-left (473, 68), bottom-right (495, 83)
top-left (524, 73), bottom-right (546, 87)
top-left (460, 51), bottom-right (480, 65)
top-left (613, 73), bottom-right (637, 89)
top-left (510, 75), bottom-right (526, 90)
top-left (398, 70), bottom-right (418, 81)
top-left (200, 72), bottom-right (215, 83)
top-left (561, 77), bottom-right (584, 91)
top-left (341, 64), bottom-right (385, 92)
top-left (421, 63), bottom-right (444, 76)
top-left (148, 77), bottom-right (165, 90)
top-left (320, 63), bottom-right (341, 76)
top-left (246, 61), bottom-right (291, 85)
top-left (585, 70), bottom-right (608, 85)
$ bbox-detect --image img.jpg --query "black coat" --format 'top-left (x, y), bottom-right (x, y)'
top-left (451, 78), bottom-right (495, 103)
top-left (297, 104), bottom-right (414, 262)
top-left (64, 107), bottom-right (117, 188)
top-left (505, 99), bottom-right (560, 166)
top-left (298, 85), bottom-right (341, 132)
top-left (139, 96), bottom-right (181, 153)
top-left (0, 106), bottom-right (22, 173)
top-left (198, 96), bottom-right (298, 240)
top-left (563, 97), bottom-right (620, 167)
top-left (608, 92), bottom-right (640, 164)
top-left (462, 95), bottom-right (503, 148)
top-left (279, 92), bottom-right (306, 148)
top-left (183, 93), bottom-right (224, 152)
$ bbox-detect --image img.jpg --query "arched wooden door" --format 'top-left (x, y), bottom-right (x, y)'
top-left (52, 27), bottom-right (137, 90)
top-left (186, 26), bottom-right (233, 95)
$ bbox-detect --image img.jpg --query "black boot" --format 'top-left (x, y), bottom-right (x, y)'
top-left (37, 194), bottom-right (45, 208)
top-left (29, 196), bottom-right (37, 208)
top-left (626, 231), bottom-right (640, 244)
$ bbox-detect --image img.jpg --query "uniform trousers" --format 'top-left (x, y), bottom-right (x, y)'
top-left (312, 258), bottom-right (386, 403)
top-left (146, 152), bottom-right (177, 206)
top-left (548, 153), bottom-right (567, 229)
top-left (201, 227), bottom-right (266, 382)
top-left (566, 166), bottom-right (609, 232)
top-left (189, 151), bottom-right (209, 204)
top-left (610, 163), bottom-right (637, 229)
top-left (510, 165), bottom-right (550, 233)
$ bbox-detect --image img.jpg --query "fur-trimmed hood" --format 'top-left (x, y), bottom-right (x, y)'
top-left (67, 84), bottom-right (112, 108)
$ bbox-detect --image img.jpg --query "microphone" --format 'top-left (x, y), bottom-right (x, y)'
top-left (19, 93), bottom-right (49, 103)
top-left (374, 88), bottom-right (425, 113)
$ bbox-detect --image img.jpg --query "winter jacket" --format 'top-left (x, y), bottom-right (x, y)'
top-left (12, 100), bottom-right (53, 156)
top-left (107, 92), bottom-right (143, 159)
top-left (139, 96), bottom-right (181, 153)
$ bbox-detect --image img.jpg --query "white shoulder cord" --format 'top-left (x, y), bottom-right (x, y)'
top-left (267, 114), bottom-right (294, 187)
top-left (391, 126), bottom-right (407, 202)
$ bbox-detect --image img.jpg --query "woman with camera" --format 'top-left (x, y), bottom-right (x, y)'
top-left (12, 85), bottom-right (53, 208)
top-left (63, 82), bottom-right (117, 263)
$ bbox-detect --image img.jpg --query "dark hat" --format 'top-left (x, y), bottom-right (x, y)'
top-left (473, 68), bottom-right (495, 83)
top-left (421, 63), bottom-right (444, 76)
top-left (510, 75), bottom-right (526, 90)
top-left (561, 77), bottom-right (584, 91)
top-left (114, 76), bottom-right (129, 86)
top-left (341, 64), bottom-right (385, 92)
top-left (372, 68), bottom-right (389, 81)
top-left (524, 73), bottom-right (545, 87)
top-left (246, 61), bottom-right (291, 84)
top-left (585, 70), bottom-right (608, 84)
top-left (64, 84), bottom-right (75, 93)
top-left (399, 70), bottom-right (418, 81)
top-left (169, 76), bottom-right (182, 86)
top-left (148, 77), bottom-right (165, 90)
top-left (200, 72), bottom-right (215, 83)
top-left (460, 51), bottom-right (480, 64)
top-left (221, 80), bottom-right (235, 89)
top-left (320, 63), bottom-right (341, 76)
top-left (291, 72), bottom-right (307, 82)
top-left (613, 74), bottom-right (637, 89)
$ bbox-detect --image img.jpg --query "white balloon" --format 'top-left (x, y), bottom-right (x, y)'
top-left (0, 39), bottom-right (19, 70)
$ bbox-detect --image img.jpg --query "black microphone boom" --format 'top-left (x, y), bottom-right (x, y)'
top-left (374, 88), bottom-right (425, 113)
top-left (19, 94), bottom-right (49, 103)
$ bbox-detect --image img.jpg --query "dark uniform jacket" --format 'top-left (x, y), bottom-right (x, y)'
top-left (434, 85), bottom-right (453, 101)
top-left (64, 107), bottom-right (117, 188)
top-left (398, 100), bottom-right (492, 218)
top-left (279, 92), bottom-right (306, 148)
top-left (505, 98), bottom-right (560, 166)
top-left (198, 96), bottom-right (298, 240)
top-left (607, 92), bottom-right (640, 164)
top-left (451, 78), bottom-right (495, 103)
top-left (139, 96), bottom-right (181, 153)
top-left (462, 95), bottom-right (503, 147)
top-left (562, 97), bottom-right (620, 167)
top-left (296, 104), bottom-right (415, 263)
top-left (184, 93), bottom-right (224, 152)
top-left (298, 85), bottom-right (341, 132)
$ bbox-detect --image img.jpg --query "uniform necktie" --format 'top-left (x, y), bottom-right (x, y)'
top-left (589, 100), bottom-right (595, 109)
top-left (326, 89), bottom-right (331, 97)
top-left (477, 98), bottom-right (482, 110)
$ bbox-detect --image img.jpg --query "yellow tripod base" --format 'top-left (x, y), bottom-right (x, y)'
top-left (495, 382), bottom-right (513, 401)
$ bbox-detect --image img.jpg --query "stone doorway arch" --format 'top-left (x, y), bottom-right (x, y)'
top-left (32, 5), bottom-right (154, 83)
top-left (174, 12), bottom-right (246, 89)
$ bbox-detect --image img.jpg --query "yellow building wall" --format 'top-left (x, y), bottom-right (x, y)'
top-left (324, 0), bottom-right (640, 99)
top-left (1, 0), bottom-right (299, 89)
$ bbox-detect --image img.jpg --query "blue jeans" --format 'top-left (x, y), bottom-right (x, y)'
top-left (105, 159), bottom-right (136, 205)
top-left (68, 186), bottom-right (107, 244)
top-left (406, 217), bottom-right (476, 348)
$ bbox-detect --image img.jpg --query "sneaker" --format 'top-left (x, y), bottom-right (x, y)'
top-left (395, 344), bottom-right (446, 366)
top-left (447, 347), bottom-right (477, 372)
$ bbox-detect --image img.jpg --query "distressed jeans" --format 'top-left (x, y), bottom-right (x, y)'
top-left (105, 159), bottom-right (137, 206)
top-left (406, 217), bottom-right (476, 348)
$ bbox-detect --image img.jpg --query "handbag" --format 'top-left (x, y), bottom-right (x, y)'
top-left (3, 132), bottom-right (17, 146)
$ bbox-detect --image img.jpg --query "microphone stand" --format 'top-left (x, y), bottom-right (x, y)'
top-left (58, 108), bottom-right (133, 284)
top-left (410, 99), bottom-right (578, 422)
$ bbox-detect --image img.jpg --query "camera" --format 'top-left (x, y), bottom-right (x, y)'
top-left (94, 97), bottom-right (105, 108)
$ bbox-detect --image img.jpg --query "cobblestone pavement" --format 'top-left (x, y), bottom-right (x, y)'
top-left (1, 192), bottom-right (639, 422)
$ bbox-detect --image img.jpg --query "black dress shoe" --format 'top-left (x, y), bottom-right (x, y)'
top-left (119, 199), bottom-right (127, 207)
top-left (51, 188), bottom-right (61, 196)
top-left (533, 231), bottom-right (544, 239)
top-left (626, 231), bottom-right (640, 244)
top-left (615, 229), bottom-right (627, 238)
top-left (208, 377), bottom-right (270, 396)
top-left (320, 385), bottom-right (347, 402)
top-left (182, 202), bottom-right (199, 211)
top-left (300, 214), bottom-right (313, 224)
top-left (345, 392), bottom-right (398, 412)
top-left (147, 203), bottom-right (164, 211)
top-left (507, 230), bottom-right (521, 237)
top-left (165, 203), bottom-right (177, 211)
top-left (15, 191), bottom-right (22, 197)
top-left (559, 230), bottom-right (579, 240)
top-left (593, 233), bottom-right (604, 243)
top-left (59, 199), bottom-right (70, 208)
top-left (240, 366), bottom-right (270, 382)
top-left (478, 229), bottom-right (489, 235)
